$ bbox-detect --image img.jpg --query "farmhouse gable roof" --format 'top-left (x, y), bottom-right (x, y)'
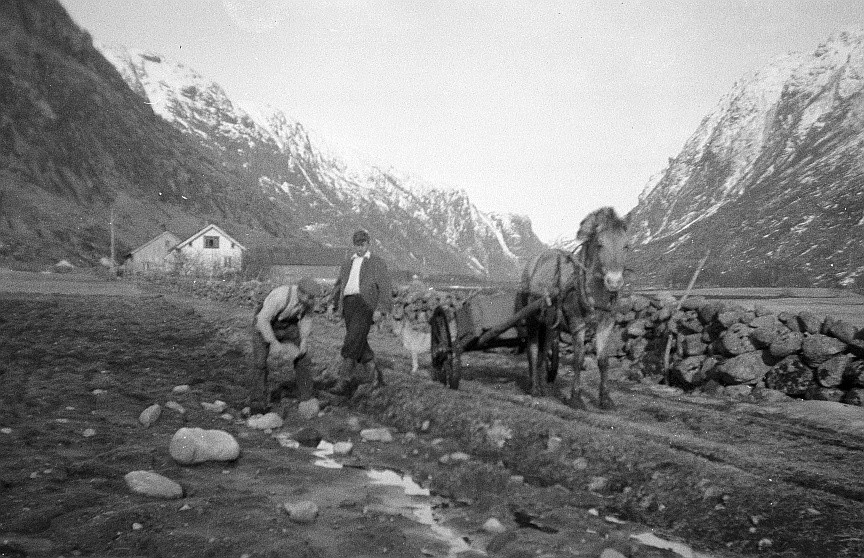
top-left (173, 224), bottom-right (246, 251)
top-left (128, 231), bottom-right (181, 257)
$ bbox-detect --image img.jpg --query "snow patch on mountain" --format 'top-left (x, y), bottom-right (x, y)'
top-left (629, 28), bottom-right (864, 288)
top-left (96, 42), bottom-right (545, 278)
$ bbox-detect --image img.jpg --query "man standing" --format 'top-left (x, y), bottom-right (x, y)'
top-left (329, 229), bottom-right (393, 395)
top-left (250, 276), bottom-right (323, 413)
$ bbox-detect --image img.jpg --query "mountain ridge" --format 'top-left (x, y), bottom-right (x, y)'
top-left (95, 42), bottom-right (545, 279)
top-left (623, 29), bottom-right (864, 289)
top-left (0, 0), bottom-right (545, 280)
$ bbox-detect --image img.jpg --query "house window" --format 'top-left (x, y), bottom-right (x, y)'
top-left (223, 256), bottom-right (233, 267)
top-left (204, 236), bottom-right (219, 249)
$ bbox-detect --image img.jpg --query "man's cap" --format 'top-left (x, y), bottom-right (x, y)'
top-left (297, 277), bottom-right (323, 297)
top-left (352, 229), bottom-right (370, 245)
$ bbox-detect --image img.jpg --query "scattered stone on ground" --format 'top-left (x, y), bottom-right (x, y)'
top-left (360, 427), bottom-right (394, 442)
top-left (138, 403), bottom-right (162, 427)
top-left (274, 433), bottom-right (300, 449)
top-left (298, 398), bottom-right (320, 420)
top-left (332, 441), bottom-right (354, 456)
top-left (246, 412), bottom-right (283, 430)
top-left (201, 400), bottom-right (228, 413)
top-left (439, 451), bottom-right (470, 465)
top-left (599, 548), bottom-right (627, 558)
top-left (346, 416), bottom-right (362, 431)
top-left (283, 501), bottom-right (319, 524)
top-left (169, 427), bottom-right (241, 464)
top-left (294, 426), bottom-right (323, 447)
top-left (124, 470), bottom-right (184, 499)
top-left (165, 400), bottom-right (186, 414)
top-left (482, 518), bottom-right (506, 534)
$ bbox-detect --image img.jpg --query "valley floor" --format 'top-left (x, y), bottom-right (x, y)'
top-left (1, 271), bottom-right (862, 558)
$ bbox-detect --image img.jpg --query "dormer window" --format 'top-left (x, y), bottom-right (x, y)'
top-left (204, 236), bottom-right (219, 249)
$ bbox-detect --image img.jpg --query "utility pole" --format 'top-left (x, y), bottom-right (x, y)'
top-left (110, 206), bottom-right (117, 278)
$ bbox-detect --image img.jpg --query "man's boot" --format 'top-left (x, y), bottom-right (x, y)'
top-left (365, 359), bottom-right (385, 388)
top-left (329, 358), bottom-right (358, 396)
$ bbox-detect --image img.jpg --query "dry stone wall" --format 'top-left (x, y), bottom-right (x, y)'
top-left (613, 294), bottom-right (864, 406)
top-left (388, 287), bottom-right (864, 406)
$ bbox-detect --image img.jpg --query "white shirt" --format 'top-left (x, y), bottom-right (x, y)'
top-left (343, 251), bottom-right (369, 296)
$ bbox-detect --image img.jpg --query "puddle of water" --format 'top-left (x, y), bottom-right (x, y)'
top-left (309, 441), bottom-right (480, 556)
top-left (631, 531), bottom-right (715, 558)
top-left (308, 442), bottom-right (711, 558)
top-left (311, 440), bottom-right (342, 469)
top-left (367, 469), bottom-right (430, 496)
top-left (367, 469), bottom-right (474, 557)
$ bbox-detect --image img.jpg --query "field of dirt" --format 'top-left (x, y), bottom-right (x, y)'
top-left (1, 271), bottom-right (863, 558)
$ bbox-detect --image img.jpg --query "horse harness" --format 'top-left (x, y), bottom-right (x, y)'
top-left (546, 246), bottom-right (618, 326)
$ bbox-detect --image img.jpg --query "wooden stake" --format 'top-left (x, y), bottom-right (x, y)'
top-left (662, 251), bottom-right (710, 383)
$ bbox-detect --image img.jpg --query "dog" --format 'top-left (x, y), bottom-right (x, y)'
top-left (390, 317), bottom-right (432, 375)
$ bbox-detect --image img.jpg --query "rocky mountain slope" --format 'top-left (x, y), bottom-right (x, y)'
top-left (0, 0), bottom-right (544, 279)
top-left (625, 30), bottom-right (864, 289)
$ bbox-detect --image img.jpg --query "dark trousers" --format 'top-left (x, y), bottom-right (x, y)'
top-left (250, 321), bottom-right (313, 405)
top-left (340, 294), bottom-right (374, 364)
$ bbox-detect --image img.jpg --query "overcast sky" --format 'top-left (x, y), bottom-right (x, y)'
top-left (60, 0), bottom-right (864, 243)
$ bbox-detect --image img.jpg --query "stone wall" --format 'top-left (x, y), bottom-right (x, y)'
top-left (388, 288), bottom-right (864, 406)
top-left (613, 294), bottom-right (864, 406)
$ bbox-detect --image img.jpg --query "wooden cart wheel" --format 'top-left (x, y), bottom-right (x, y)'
top-left (430, 307), bottom-right (460, 390)
top-left (546, 331), bottom-right (560, 383)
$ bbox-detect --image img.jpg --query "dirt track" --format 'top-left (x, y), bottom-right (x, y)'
top-left (1, 272), bottom-right (863, 558)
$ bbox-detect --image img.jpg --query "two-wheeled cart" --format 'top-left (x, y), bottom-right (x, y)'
top-left (428, 290), bottom-right (559, 389)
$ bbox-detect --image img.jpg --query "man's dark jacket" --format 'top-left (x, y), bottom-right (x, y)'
top-left (332, 254), bottom-right (393, 315)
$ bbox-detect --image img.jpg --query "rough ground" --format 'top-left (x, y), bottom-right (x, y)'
top-left (1, 271), bottom-right (862, 558)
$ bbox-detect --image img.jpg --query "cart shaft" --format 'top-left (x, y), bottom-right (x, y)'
top-left (473, 297), bottom-right (546, 347)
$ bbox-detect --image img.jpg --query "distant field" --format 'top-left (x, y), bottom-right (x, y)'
top-left (2, 269), bottom-right (862, 328)
top-left (640, 286), bottom-right (864, 328)
top-left (0, 268), bottom-right (144, 297)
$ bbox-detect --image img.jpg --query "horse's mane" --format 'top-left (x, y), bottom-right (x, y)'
top-left (577, 206), bottom-right (628, 242)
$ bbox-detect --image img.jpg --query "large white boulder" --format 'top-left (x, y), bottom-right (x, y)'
top-left (169, 427), bottom-right (240, 465)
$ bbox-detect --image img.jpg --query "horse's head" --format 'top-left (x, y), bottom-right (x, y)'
top-left (577, 207), bottom-right (630, 293)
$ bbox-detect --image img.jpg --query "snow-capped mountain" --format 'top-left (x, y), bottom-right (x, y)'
top-left (627, 30), bottom-right (864, 289)
top-left (0, 0), bottom-right (543, 277)
top-left (97, 43), bottom-right (545, 279)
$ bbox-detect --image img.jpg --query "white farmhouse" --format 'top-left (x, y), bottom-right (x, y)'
top-left (169, 224), bottom-right (246, 273)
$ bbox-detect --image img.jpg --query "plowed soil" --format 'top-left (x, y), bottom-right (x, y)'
top-left (1, 271), bottom-right (862, 558)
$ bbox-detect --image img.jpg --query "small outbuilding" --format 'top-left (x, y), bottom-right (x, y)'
top-left (124, 231), bottom-right (182, 274)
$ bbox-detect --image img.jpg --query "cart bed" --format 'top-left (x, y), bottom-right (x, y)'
top-left (455, 292), bottom-right (521, 342)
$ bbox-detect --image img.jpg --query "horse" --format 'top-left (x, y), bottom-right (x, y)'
top-left (516, 207), bottom-right (629, 410)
